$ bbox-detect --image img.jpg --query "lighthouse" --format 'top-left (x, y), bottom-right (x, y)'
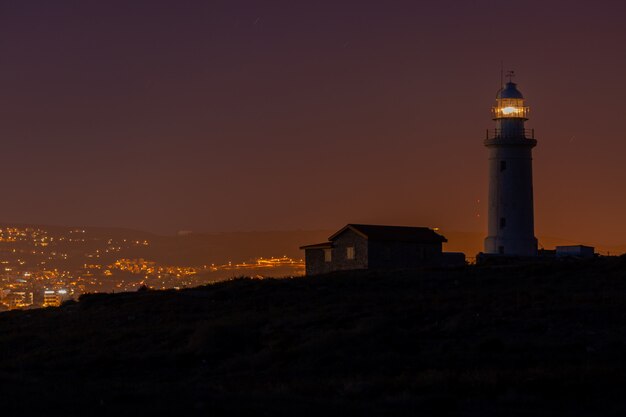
top-left (484, 73), bottom-right (538, 256)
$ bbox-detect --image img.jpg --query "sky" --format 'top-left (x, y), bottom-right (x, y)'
top-left (0, 0), bottom-right (625, 246)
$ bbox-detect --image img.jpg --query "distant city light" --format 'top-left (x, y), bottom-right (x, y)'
top-left (0, 225), bottom-right (305, 311)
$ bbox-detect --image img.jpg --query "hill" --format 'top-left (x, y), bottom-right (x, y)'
top-left (0, 222), bottom-right (332, 266)
top-left (2, 257), bottom-right (626, 415)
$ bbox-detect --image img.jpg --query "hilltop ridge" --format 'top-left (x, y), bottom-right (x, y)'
top-left (2, 257), bottom-right (626, 415)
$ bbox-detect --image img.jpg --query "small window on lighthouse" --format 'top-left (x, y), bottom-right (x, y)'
top-left (500, 161), bottom-right (507, 171)
top-left (500, 218), bottom-right (506, 229)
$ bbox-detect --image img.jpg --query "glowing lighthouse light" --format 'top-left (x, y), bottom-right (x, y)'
top-left (493, 97), bottom-right (528, 119)
top-left (501, 106), bottom-right (517, 115)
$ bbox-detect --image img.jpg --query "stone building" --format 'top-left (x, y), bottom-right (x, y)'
top-left (300, 224), bottom-right (463, 276)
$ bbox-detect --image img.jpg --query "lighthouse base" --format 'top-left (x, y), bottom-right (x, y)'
top-left (484, 236), bottom-right (538, 257)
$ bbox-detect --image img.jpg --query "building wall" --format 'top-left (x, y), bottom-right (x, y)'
top-left (330, 229), bottom-right (368, 271)
top-left (556, 245), bottom-right (595, 258)
top-left (438, 252), bottom-right (466, 267)
top-left (304, 248), bottom-right (333, 276)
top-left (368, 241), bottom-right (443, 269)
top-left (303, 231), bottom-right (368, 276)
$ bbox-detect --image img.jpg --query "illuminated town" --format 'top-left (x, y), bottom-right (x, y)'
top-left (0, 226), bottom-right (304, 311)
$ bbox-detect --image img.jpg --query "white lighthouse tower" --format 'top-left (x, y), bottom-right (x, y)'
top-left (484, 73), bottom-right (538, 256)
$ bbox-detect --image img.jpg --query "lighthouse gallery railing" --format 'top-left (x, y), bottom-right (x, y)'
top-left (486, 128), bottom-right (535, 140)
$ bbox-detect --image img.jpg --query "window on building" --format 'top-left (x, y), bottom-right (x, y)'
top-left (500, 161), bottom-right (507, 171)
top-left (346, 246), bottom-right (355, 260)
top-left (499, 246), bottom-right (505, 254)
top-left (324, 249), bottom-right (332, 262)
top-left (500, 217), bottom-right (506, 229)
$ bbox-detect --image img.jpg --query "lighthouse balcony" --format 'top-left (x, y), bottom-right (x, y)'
top-left (485, 128), bottom-right (535, 141)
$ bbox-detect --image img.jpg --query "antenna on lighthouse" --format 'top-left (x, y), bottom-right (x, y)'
top-left (506, 70), bottom-right (515, 83)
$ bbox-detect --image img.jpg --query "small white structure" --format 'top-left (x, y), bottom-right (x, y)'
top-left (556, 245), bottom-right (595, 258)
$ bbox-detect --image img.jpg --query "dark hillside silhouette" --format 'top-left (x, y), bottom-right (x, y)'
top-left (2, 257), bottom-right (626, 415)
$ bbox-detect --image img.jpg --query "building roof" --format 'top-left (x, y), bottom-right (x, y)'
top-left (328, 224), bottom-right (447, 243)
top-left (299, 242), bottom-right (333, 250)
top-left (497, 81), bottom-right (524, 99)
top-left (556, 245), bottom-right (595, 250)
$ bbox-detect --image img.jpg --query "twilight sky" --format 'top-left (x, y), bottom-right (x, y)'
top-left (1, 0), bottom-right (625, 245)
